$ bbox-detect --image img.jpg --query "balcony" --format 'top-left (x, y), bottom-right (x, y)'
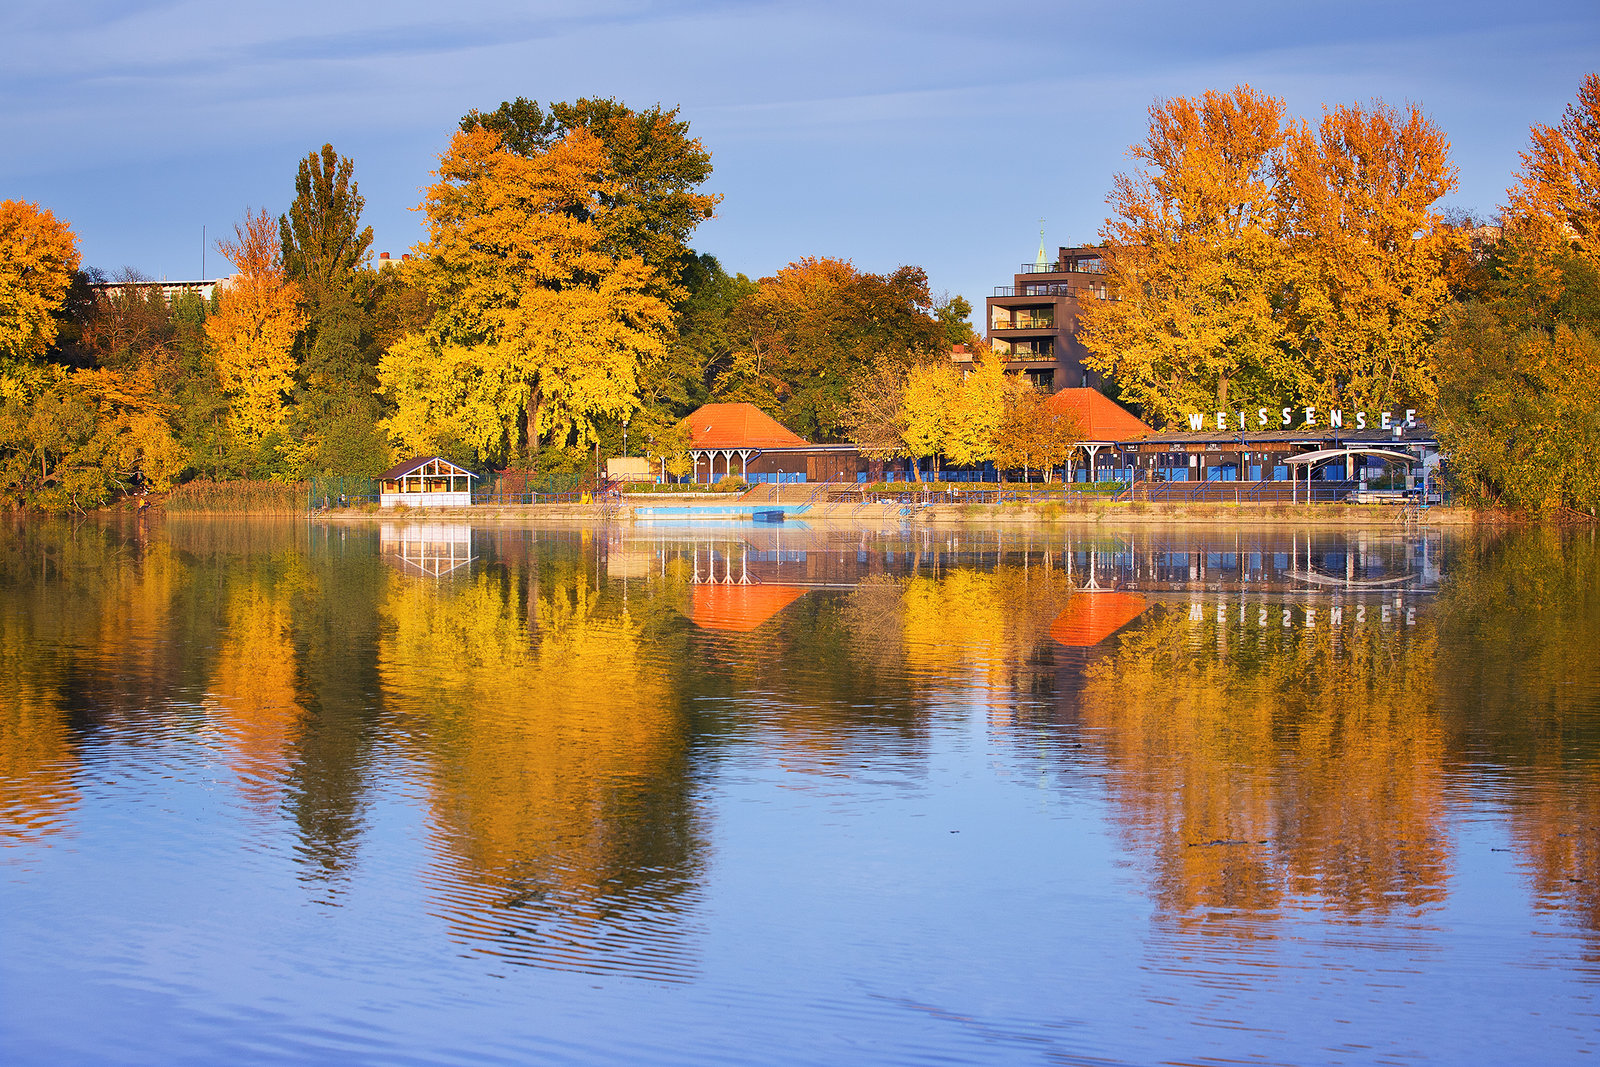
top-left (990, 317), bottom-right (1055, 331)
top-left (993, 283), bottom-right (1074, 297)
top-left (1017, 258), bottom-right (1106, 274)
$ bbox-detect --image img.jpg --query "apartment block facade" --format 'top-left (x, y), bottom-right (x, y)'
top-left (985, 245), bottom-right (1109, 392)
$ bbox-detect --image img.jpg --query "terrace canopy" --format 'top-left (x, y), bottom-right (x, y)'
top-left (1283, 447), bottom-right (1417, 504)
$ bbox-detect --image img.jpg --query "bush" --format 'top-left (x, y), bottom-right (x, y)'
top-left (713, 475), bottom-right (747, 492)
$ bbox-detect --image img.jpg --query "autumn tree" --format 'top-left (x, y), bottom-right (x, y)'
top-left (1433, 74), bottom-right (1600, 513)
top-left (0, 200), bottom-right (80, 364)
top-left (1276, 101), bottom-right (1463, 410)
top-left (713, 257), bottom-right (950, 440)
top-left (843, 359), bottom-right (912, 471)
top-left (996, 386), bottom-right (1081, 482)
top-left (900, 360), bottom-right (961, 480)
top-left (1081, 86), bottom-right (1463, 424)
top-left (460, 97), bottom-right (720, 298)
top-left (1079, 86), bottom-right (1291, 425)
top-left (1505, 72), bottom-right (1600, 268)
top-left (380, 125), bottom-right (673, 465)
top-left (205, 209), bottom-right (307, 467)
top-left (944, 356), bottom-right (1010, 469)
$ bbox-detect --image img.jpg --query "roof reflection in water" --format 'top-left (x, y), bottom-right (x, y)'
top-left (1050, 592), bottom-right (1148, 647)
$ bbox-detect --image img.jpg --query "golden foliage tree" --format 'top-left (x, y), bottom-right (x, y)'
top-left (1081, 87), bottom-right (1462, 424)
top-left (713, 257), bottom-right (949, 441)
top-left (995, 386), bottom-right (1080, 481)
top-left (1277, 101), bottom-right (1463, 409)
top-left (1079, 86), bottom-right (1290, 425)
top-left (900, 360), bottom-right (961, 479)
top-left (0, 200), bottom-right (80, 363)
top-left (1505, 72), bottom-right (1600, 264)
top-left (380, 125), bottom-right (673, 464)
top-left (1433, 75), bottom-right (1600, 513)
top-left (943, 356), bottom-right (1010, 468)
top-left (205, 209), bottom-right (306, 442)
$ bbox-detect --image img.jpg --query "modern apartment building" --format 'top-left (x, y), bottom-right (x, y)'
top-left (985, 242), bottom-right (1109, 392)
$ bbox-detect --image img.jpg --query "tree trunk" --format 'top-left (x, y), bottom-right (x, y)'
top-left (524, 392), bottom-right (541, 478)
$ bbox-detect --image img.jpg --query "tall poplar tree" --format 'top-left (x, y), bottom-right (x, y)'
top-left (206, 209), bottom-right (306, 471)
top-left (278, 144), bottom-right (389, 477)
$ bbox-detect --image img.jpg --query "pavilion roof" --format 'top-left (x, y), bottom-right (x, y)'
top-left (380, 456), bottom-right (479, 481)
top-left (1049, 592), bottom-right (1148, 648)
top-left (1043, 389), bottom-right (1153, 442)
top-left (683, 403), bottom-right (809, 450)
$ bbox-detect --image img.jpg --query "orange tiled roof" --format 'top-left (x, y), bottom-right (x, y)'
top-left (690, 584), bottom-right (809, 631)
top-left (1049, 592), bottom-right (1148, 648)
top-left (683, 403), bottom-right (809, 449)
top-left (1043, 389), bottom-right (1153, 441)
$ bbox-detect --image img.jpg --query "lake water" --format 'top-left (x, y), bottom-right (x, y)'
top-left (2, 517), bottom-right (1597, 1065)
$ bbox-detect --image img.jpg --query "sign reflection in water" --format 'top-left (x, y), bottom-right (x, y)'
top-left (0, 518), bottom-right (1597, 1063)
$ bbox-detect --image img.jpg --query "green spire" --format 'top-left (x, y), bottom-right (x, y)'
top-left (1035, 218), bottom-right (1048, 269)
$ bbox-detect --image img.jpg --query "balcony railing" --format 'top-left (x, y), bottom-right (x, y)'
top-left (1018, 258), bottom-right (1106, 274)
top-left (994, 284), bottom-right (1115, 299)
top-left (994, 283), bottom-right (1072, 297)
top-left (991, 317), bottom-right (1055, 331)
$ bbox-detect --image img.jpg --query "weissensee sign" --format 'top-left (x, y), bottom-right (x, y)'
top-left (1185, 407), bottom-right (1420, 432)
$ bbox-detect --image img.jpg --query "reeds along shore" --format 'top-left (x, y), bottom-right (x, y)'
top-left (157, 479), bottom-right (307, 515)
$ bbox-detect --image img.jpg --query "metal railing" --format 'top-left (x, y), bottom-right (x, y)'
top-left (993, 283), bottom-right (1074, 297)
top-left (1117, 479), bottom-right (1358, 504)
top-left (471, 490), bottom-right (622, 505)
top-left (1018, 260), bottom-right (1105, 274)
top-left (991, 317), bottom-right (1054, 330)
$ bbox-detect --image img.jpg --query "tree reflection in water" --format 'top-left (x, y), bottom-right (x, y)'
top-left (2, 518), bottom-right (1598, 979)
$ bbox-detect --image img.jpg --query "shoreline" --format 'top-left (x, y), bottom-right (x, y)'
top-left (273, 499), bottom-right (1489, 527)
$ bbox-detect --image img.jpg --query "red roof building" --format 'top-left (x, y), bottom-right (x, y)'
top-left (1043, 389), bottom-right (1153, 443)
top-left (685, 403), bottom-right (809, 450)
top-left (675, 403), bottom-right (864, 485)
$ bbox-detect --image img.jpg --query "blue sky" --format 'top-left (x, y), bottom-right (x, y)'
top-left (4, 0), bottom-right (1596, 320)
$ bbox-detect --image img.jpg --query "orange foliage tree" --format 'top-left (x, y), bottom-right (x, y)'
top-left (0, 199), bottom-right (81, 363)
top-left (205, 209), bottom-right (306, 447)
top-left (1080, 86), bottom-right (1463, 424)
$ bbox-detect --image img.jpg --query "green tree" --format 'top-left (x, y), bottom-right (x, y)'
top-left (278, 145), bottom-right (389, 479)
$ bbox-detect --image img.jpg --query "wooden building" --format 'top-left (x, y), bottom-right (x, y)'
top-left (379, 456), bottom-right (479, 507)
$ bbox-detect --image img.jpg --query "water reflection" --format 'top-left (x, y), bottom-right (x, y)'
top-left (3, 518), bottom-right (1599, 1057)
